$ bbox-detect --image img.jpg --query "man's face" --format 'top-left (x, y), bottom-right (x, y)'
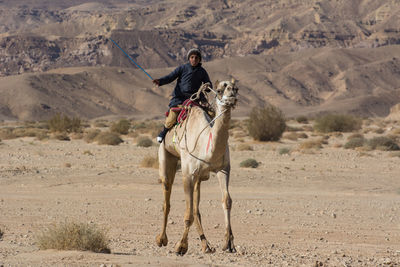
top-left (189, 54), bottom-right (200, 66)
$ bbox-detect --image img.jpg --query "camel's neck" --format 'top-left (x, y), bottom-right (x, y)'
top-left (208, 103), bottom-right (231, 159)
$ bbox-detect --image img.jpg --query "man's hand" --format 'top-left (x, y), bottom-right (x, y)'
top-left (153, 79), bottom-right (160, 86)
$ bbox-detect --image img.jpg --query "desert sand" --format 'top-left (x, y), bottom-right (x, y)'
top-left (1, 121), bottom-right (400, 266)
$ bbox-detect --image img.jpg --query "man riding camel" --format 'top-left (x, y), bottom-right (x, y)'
top-left (153, 48), bottom-right (212, 143)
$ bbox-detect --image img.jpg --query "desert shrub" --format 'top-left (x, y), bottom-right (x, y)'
top-left (140, 155), bottom-right (159, 168)
top-left (0, 128), bottom-right (17, 140)
top-left (0, 228), bottom-right (3, 239)
top-left (110, 119), bottom-right (131, 135)
top-left (48, 113), bottom-right (82, 133)
top-left (247, 105), bottom-right (286, 141)
top-left (83, 129), bottom-right (101, 143)
top-left (314, 114), bottom-right (362, 133)
top-left (93, 120), bottom-right (109, 128)
top-left (52, 133), bottom-right (70, 141)
top-left (296, 116), bottom-right (308, 124)
top-left (37, 221), bottom-right (110, 253)
top-left (366, 136), bottom-right (400, 151)
top-left (236, 143), bottom-right (253, 151)
top-left (240, 158), bottom-right (259, 168)
top-left (279, 147), bottom-right (291, 155)
top-left (83, 150), bottom-right (93, 156)
top-left (373, 128), bottom-right (385, 134)
top-left (344, 137), bottom-right (365, 149)
top-left (298, 138), bottom-right (324, 150)
top-left (95, 132), bottom-right (123, 146)
top-left (137, 137), bottom-right (153, 147)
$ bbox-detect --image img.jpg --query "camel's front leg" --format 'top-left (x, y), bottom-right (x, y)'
top-left (175, 175), bottom-right (194, 255)
top-left (217, 165), bottom-right (236, 253)
top-left (193, 179), bottom-right (215, 253)
top-left (156, 147), bottom-right (177, 247)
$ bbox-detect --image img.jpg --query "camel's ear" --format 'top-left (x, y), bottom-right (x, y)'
top-left (214, 80), bottom-right (219, 87)
top-left (231, 78), bottom-right (236, 85)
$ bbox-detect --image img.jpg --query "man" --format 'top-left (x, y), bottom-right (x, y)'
top-left (153, 48), bottom-right (212, 143)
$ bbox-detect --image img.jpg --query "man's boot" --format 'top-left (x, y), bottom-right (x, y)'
top-left (157, 126), bottom-right (170, 143)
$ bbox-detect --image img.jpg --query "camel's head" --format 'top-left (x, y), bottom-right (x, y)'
top-left (215, 79), bottom-right (239, 108)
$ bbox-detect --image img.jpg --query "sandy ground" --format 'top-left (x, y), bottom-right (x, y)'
top-left (1, 132), bottom-right (400, 266)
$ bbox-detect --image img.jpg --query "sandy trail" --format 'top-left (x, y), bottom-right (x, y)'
top-left (0, 136), bottom-right (400, 266)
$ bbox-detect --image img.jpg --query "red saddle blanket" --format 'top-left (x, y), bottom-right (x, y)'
top-left (166, 99), bottom-right (199, 124)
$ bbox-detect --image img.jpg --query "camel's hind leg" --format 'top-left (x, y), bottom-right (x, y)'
top-left (174, 173), bottom-right (194, 256)
top-left (193, 179), bottom-right (215, 253)
top-left (217, 164), bottom-right (236, 253)
top-left (156, 144), bottom-right (178, 247)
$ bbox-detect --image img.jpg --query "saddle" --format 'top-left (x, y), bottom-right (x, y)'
top-left (166, 99), bottom-right (215, 125)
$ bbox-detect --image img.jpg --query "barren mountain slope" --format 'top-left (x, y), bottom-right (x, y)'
top-left (1, 45), bottom-right (399, 121)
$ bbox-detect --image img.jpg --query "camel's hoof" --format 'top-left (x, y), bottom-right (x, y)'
top-left (203, 245), bottom-right (216, 254)
top-left (222, 240), bottom-right (236, 253)
top-left (156, 234), bottom-right (168, 247)
top-left (175, 241), bottom-right (188, 256)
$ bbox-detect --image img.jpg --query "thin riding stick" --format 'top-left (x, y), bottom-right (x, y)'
top-left (109, 38), bottom-right (153, 80)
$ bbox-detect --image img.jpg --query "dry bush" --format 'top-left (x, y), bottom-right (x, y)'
top-left (83, 129), bottom-right (101, 143)
top-left (110, 119), bottom-right (131, 135)
top-left (344, 137), bottom-right (366, 149)
top-left (83, 150), bottom-right (93, 156)
top-left (128, 131), bottom-right (139, 138)
top-left (48, 113), bottom-right (82, 133)
top-left (95, 132), bottom-right (123, 146)
top-left (366, 136), bottom-right (400, 151)
top-left (239, 158), bottom-right (259, 168)
top-left (0, 128), bottom-right (17, 140)
top-left (70, 132), bottom-right (84, 140)
top-left (298, 138), bottom-right (324, 150)
top-left (37, 221), bottom-right (110, 253)
top-left (314, 114), bottom-right (362, 133)
top-left (278, 147), bottom-right (291, 155)
top-left (0, 228), bottom-right (3, 240)
top-left (140, 155), bottom-right (159, 168)
top-left (137, 136), bottom-right (153, 147)
top-left (247, 105), bottom-right (286, 141)
top-left (373, 128), bottom-right (385, 134)
top-left (52, 133), bottom-right (70, 141)
top-left (236, 143), bottom-right (254, 151)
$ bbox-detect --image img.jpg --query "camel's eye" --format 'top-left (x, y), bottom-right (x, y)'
top-left (223, 83), bottom-right (227, 87)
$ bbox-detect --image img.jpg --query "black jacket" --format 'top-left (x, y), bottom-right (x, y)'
top-left (159, 63), bottom-right (211, 107)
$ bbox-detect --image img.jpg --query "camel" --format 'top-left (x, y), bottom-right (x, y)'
top-left (156, 79), bottom-right (238, 255)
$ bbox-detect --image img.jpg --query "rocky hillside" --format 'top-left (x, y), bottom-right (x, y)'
top-left (0, 0), bottom-right (399, 120)
top-left (0, 0), bottom-right (399, 76)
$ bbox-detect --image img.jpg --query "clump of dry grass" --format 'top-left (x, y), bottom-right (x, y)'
top-left (137, 136), bottom-right (153, 147)
top-left (52, 133), bottom-right (70, 141)
top-left (83, 150), bottom-right (93, 156)
top-left (93, 120), bottom-right (109, 128)
top-left (83, 129), bottom-right (101, 143)
top-left (314, 114), bottom-right (362, 133)
top-left (247, 105), bottom-right (286, 141)
top-left (110, 119), bottom-right (131, 135)
top-left (298, 138), bottom-right (324, 150)
top-left (236, 143), bottom-right (254, 151)
top-left (240, 158), bottom-right (259, 168)
top-left (37, 221), bottom-right (110, 253)
top-left (48, 113), bottom-right (82, 133)
top-left (140, 155), bottom-right (159, 168)
top-left (95, 132), bottom-right (123, 146)
top-left (283, 132), bottom-right (299, 141)
top-left (0, 128), bottom-right (17, 140)
top-left (0, 228), bottom-right (4, 240)
top-left (366, 136), bottom-right (400, 151)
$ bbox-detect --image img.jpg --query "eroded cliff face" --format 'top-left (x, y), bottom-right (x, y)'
top-left (0, 0), bottom-right (399, 76)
